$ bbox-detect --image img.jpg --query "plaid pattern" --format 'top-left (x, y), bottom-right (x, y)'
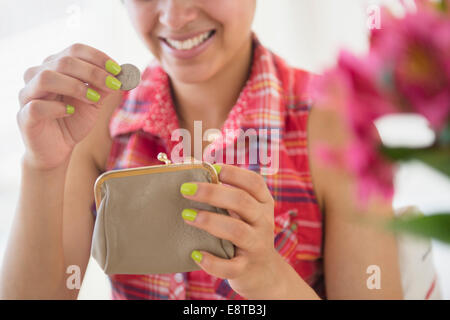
top-left (91, 34), bottom-right (325, 299)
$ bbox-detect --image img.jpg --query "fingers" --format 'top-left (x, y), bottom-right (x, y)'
top-left (181, 182), bottom-right (261, 225)
top-left (24, 47), bottom-right (122, 95)
top-left (46, 56), bottom-right (122, 93)
top-left (182, 209), bottom-right (255, 251)
top-left (19, 69), bottom-right (107, 108)
top-left (60, 43), bottom-right (120, 74)
top-left (214, 164), bottom-right (274, 204)
top-left (18, 99), bottom-right (73, 126)
top-left (24, 58), bottom-right (120, 93)
top-left (191, 250), bottom-right (248, 280)
top-left (21, 43), bottom-right (123, 107)
top-left (42, 54), bottom-right (57, 64)
top-left (42, 43), bottom-right (120, 75)
top-left (23, 66), bottom-right (40, 84)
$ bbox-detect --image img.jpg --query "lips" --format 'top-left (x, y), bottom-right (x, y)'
top-left (161, 30), bottom-right (215, 50)
top-left (168, 31), bottom-right (214, 51)
top-left (159, 30), bottom-right (217, 60)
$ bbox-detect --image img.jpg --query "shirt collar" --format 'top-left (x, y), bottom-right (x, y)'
top-left (110, 33), bottom-right (286, 156)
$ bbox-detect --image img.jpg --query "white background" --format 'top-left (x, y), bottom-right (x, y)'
top-left (0, 0), bottom-right (449, 299)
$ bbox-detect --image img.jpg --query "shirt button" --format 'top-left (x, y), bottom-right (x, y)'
top-left (174, 273), bottom-right (184, 283)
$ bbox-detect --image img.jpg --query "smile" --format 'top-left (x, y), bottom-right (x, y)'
top-left (159, 29), bottom-right (217, 60)
top-left (163, 30), bottom-right (215, 51)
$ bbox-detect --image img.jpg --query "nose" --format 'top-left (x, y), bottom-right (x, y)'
top-left (158, 0), bottom-right (198, 31)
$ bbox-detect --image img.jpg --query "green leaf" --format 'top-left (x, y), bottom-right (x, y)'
top-left (438, 0), bottom-right (448, 12)
top-left (415, 149), bottom-right (450, 177)
top-left (439, 120), bottom-right (450, 146)
top-left (380, 146), bottom-right (450, 177)
top-left (387, 213), bottom-right (450, 244)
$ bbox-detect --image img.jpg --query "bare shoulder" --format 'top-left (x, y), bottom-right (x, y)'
top-left (308, 106), bottom-right (350, 149)
top-left (307, 104), bottom-right (394, 216)
top-left (307, 106), bottom-right (352, 210)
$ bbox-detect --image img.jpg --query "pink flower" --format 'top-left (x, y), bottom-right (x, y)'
top-left (370, 1), bottom-right (450, 129)
top-left (312, 51), bottom-right (395, 204)
top-left (345, 135), bottom-right (394, 204)
top-left (311, 1), bottom-right (449, 205)
top-left (312, 51), bottom-right (394, 128)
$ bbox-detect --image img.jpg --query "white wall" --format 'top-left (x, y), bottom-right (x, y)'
top-left (254, 0), bottom-right (369, 72)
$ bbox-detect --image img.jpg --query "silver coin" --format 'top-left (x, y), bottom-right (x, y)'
top-left (116, 63), bottom-right (141, 91)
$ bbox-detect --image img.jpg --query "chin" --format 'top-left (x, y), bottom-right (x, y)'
top-left (164, 62), bottom-right (218, 85)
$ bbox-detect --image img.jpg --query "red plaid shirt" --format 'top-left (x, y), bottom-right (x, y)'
top-left (92, 34), bottom-right (325, 299)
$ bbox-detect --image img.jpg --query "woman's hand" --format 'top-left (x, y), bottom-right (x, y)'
top-left (17, 43), bottom-right (123, 171)
top-left (180, 164), bottom-right (287, 299)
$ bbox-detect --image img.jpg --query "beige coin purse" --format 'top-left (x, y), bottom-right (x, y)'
top-left (91, 153), bottom-right (235, 275)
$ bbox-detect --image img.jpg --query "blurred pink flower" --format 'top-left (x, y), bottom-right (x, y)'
top-left (337, 52), bottom-right (395, 202)
top-left (346, 135), bottom-right (394, 204)
top-left (371, 1), bottom-right (450, 129)
top-left (311, 0), bottom-right (449, 205)
top-left (312, 51), bottom-right (395, 203)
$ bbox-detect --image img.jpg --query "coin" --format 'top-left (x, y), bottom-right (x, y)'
top-left (116, 63), bottom-right (141, 91)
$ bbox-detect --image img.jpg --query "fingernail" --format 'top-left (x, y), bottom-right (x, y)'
top-left (191, 250), bottom-right (203, 263)
top-left (182, 209), bottom-right (197, 222)
top-left (66, 104), bottom-right (75, 115)
top-left (106, 75), bottom-right (122, 90)
top-left (180, 183), bottom-right (198, 196)
top-left (213, 164), bottom-right (222, 176)
top-left (105, 59), bottom-right (121, 75)
top-left (86, 88), bottom-right (100, 102)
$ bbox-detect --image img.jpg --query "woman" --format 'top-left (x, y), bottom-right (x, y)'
top-left (1, 0), bottom-right (403, 299)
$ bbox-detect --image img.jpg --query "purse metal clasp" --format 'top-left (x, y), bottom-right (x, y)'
top-left (157, 152), bottom-right (172, 165)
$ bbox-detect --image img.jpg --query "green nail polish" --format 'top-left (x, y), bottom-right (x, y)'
top-left (106, 75), bottom-right (122, 90)
top-left (66, 104), bottom-right (75, 114)
top-left (213, 164), bottom-right (222, 176)
top-left (105, 59), bottom-right (121, 75)
top-left (182, 209), bottom-right (197, 222)
top-left (86, 88), bottom-right (100, 102)
top-left (180, 183), bottom-right (198, 196)
top-left (191, 250), bottom-right (203, 263)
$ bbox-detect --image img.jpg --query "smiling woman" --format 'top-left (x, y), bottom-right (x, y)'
top-left (123, 0), bottom-right (256, 86)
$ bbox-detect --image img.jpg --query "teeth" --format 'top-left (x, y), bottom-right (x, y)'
top-left (166, 31), bottom-right (212, 51)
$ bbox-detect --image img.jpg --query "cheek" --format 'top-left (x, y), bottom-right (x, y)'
top-left (126, 3), bottom-right (159, 45)
top-left (203, 0), bottom-right (256, 43)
